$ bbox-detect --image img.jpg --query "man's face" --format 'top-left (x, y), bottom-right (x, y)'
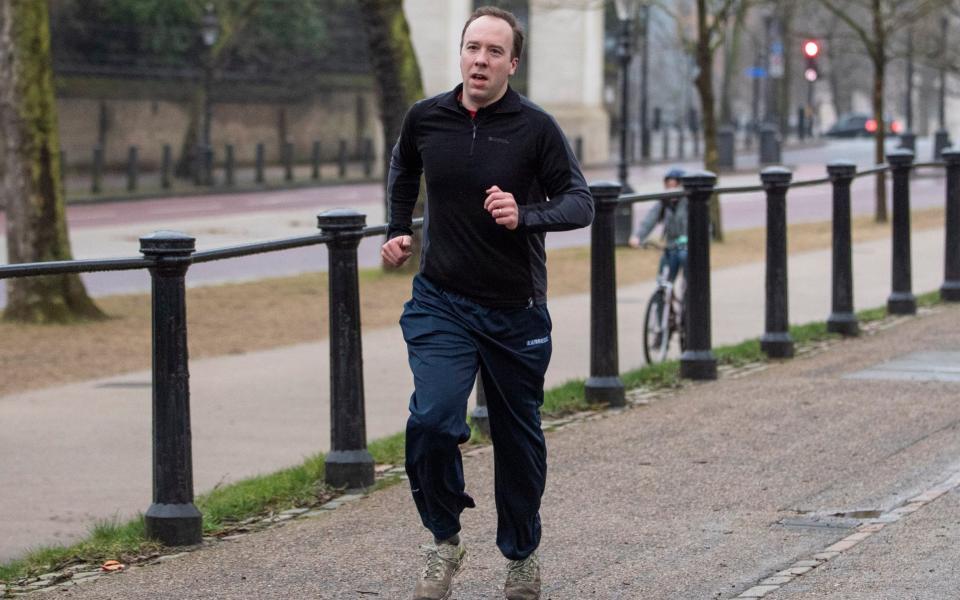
top-left (460, 15), bottom-right (518, 110)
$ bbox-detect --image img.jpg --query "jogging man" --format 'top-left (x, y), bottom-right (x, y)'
top-left (380, 6), bottom-right (593, 599)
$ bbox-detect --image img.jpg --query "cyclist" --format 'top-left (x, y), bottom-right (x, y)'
top-left (628, 167), bottom-right (688, 282)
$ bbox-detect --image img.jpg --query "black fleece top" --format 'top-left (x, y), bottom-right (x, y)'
top-left (386, 84), bottom-right (594, 307)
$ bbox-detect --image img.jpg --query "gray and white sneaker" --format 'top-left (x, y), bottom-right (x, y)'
top-left (504, 551), bottom-right (541, 600)
top-left (413, 540), bottom-right (467, 600)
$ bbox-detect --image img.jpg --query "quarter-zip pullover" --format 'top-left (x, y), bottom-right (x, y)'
top-left (387, 84), bottom-right (594, 307)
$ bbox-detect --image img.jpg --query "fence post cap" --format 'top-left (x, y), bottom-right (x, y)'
top-left (680, 170), bottom-right (717, 190)
top-left (941, 147), bottom-right (960, 163)
top-left (826, 159), bottom-right (857, 172)
top-left (317, 208), bottom-right (367, 231)
top-left (139, 230), bottom-right (196, 255)
top-left (886, 148), bottom-right (915, 166)
top-left (760, 166), bottom-right (793, 185)
top-left (588, 181), bottom-right (623, 197)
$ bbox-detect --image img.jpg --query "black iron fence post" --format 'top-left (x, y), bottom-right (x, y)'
top-left (126, 146), bottom-right (138, 192)
top-left (760, 166), bottom-right (794, 358)
top-left (161, 144), bottom-right (172, 190)
top-left (140, 231), bottom-right (202, 547)
top-left (942, 148), bottom-right (960, 301)
top-left (255, 143), bottom-right (265, 184)
top-left (886, 149), bottom-right (917, 314)
top-left (284, 142), bottom-right (294, 182)
top-left (661, 127), bottom-right (670, 160)
top-left (826, 160), bottom-right (859, 335)
top-left (338, 139), bottom-right (348, 179)
top-left (91, 145), bottom-right (103, 194)
top-left (680, 171), bottom-right (718, 380)
top-left (470, 372), bottom-right (490, 437)
top-left (585, 182), bottom-right (625, 406)
top-left (312, 141), bottom-right (322, 180)
top-left (317, 209), bottom-right (375, 489)
top-left (225, 144), bottom-right (235, 187)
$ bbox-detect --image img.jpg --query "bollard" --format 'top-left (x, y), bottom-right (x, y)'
top-left (797, 107), bottom-right (806, 141)
top-left (255, 143), bottom-right (265, 184)
top-left (312, 141), bottom-right (321, 180)
top-left (204, 146), bottom-right (214, 186)
top-left (899, 132), bottom-right (916, 152)
top-left (317, 209), bottom-right (375, 489)
top-left (661, 127), bottom-right (670, 160)
top-left (585, 182), bottom-right (625, 406)
top-left (887, 149), bottom-right (917, 314)
top-left (363, 138), bottom-right (373, 177)
top-left (760, 167), bottom-right (794, 358)
top-left (224, 144), bottom-right (235, 186)
top-left (677, 126), bottom-right (686, 160)
top-left (718, 127), bottom-right (736, 171)
top-left (126, 146), bottom-right (139, 192)
top-left (91, 145), bottom-right (103, 194)
top-left (692, 130), bottom-right (700, 157)
top-left (759, 124), bottom-right (781, 165)
top-left (826, 161), bottom-right (860, 335)
top-left (679, 171), bottom-right (718, 380)
top-left (934, 130), bottom-right (952, 161)
top-left (470, 371), bottom-right (490, 438)
top-left (338, 139), bottom-right (348, 179)
top-left (940, 149), bottom-right (960, 301)
top-left (161, 144), bottom-right (172, 189)
top-left (140, 231), bottom-right (203, 547)
top-left (283, 142), bottom-right (294, 182)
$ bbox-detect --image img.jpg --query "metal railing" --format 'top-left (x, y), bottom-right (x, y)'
top-left (3, 148), bottom-right (960, 547)
top-left (0, 212), bottom-right (421, 546)
top-left (584, 148), bottom-right (960, 406)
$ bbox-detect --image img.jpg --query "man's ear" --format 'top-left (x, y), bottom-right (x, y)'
top-left (509, 57), bottom-right (519, 75)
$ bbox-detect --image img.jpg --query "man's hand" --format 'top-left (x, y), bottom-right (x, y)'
top-left (381, 235), bottom-right (413, 267)
top-left (628, 235), bottom-right (641, 248)
top-left (484, 185), bottom-right (519, 230)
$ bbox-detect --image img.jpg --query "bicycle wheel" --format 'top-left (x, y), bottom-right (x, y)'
top-left (643, 289), bottom-right (669, 364)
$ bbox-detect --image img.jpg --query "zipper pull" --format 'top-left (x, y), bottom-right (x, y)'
top-left (470, 122), bottom-right (477, 156)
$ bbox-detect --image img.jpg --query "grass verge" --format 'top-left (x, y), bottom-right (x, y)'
top-left (0, 290), bottom-right (945, 584)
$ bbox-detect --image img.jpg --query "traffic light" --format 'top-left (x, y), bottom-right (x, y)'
top-left (803, 40), bottom-right (820, 82)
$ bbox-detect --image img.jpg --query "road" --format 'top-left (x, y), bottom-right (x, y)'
top-left (0, 137), bottom-right (948, 307)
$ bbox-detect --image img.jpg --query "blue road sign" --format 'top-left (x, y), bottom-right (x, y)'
top-left (746, 66), bottom-right (767, 78)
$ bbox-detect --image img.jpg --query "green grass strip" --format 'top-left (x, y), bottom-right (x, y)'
top-left (0, 289), bottom-right (947, 583)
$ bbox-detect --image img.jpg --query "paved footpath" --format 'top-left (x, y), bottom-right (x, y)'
top-left (0, 227), bottom-right (951, 563)
top-left (46, 301), bottom-right (960, 599)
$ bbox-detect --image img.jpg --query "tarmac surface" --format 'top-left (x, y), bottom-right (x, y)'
top-left (46, 302), bottom-right (960, 599)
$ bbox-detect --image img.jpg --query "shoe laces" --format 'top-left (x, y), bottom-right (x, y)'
top-left (506, 554), bottom-right (539, 583)
top-left (419, 543), bottom-right (458, 581)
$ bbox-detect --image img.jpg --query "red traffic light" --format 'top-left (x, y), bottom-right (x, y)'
top-left (803, 40), bottom-right (820, 58)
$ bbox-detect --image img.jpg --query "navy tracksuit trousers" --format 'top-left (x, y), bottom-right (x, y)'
top-left (400, 274), bottom-right (552, 561)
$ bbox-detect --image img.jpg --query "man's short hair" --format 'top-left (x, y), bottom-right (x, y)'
top-left (460, 6), bottom-right (525, 60)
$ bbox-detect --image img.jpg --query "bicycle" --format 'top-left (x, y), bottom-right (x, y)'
top-left (640, 241), bottom-right (687, 364)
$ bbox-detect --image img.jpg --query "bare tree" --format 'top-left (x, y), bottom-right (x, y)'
top-left (817, 0), bottom-right (945, 222)
top-left (0, 0), bottom-right (104, 323)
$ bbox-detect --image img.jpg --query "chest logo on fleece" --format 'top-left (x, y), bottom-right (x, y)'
top-left (488, 136), bottom-right (510, 145)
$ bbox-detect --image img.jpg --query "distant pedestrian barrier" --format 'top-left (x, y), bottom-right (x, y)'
top-left (2, 150), bottom-right (959, 547)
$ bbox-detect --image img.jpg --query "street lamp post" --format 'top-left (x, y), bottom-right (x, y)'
top-left (201, 3), bottom-right (219, 186)
top-left (613, 0), bottom-right (641, 245)
top-left (615, 0), bottom-right (641, 192)
top-left (639, 3), bottom-right (651, 161)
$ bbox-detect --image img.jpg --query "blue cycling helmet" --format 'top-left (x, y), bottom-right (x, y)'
top-left (663, 167), bottom-right (685, 182)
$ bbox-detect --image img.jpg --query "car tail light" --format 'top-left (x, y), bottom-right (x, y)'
top-left (865, 119), bottom-right (878, 133)
top-left (891, 120), bottom-right (902, 134)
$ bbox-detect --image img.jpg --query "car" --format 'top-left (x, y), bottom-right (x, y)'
top-left (825, 112), bottom-right (902, 137)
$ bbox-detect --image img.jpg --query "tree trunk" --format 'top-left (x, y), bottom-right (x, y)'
top-left (872, 0), bottom-right (887, 223)
top-left (356, 0), bottom-right (426, 271)
top-left (719, 2), bottom-right (749, 126)
top-left (174, 88), bottom-right (202, 179)
top-left (695, 0), bottom-right (723, 241)
top-left (0, 0), bottom-right (104, 323)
